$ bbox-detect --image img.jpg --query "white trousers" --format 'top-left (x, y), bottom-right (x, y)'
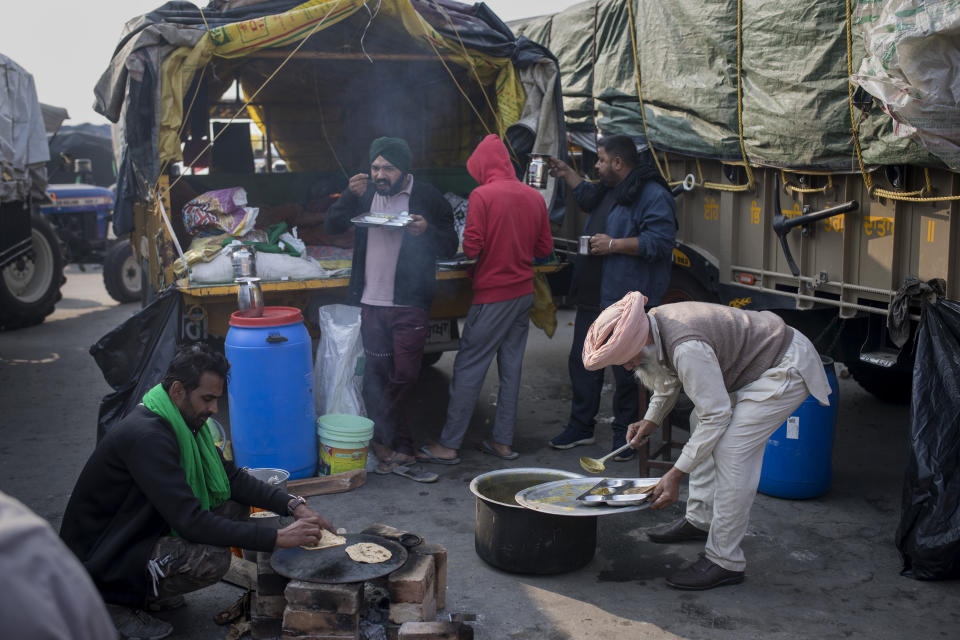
top-left (685, 331), bottom-right (827, 572)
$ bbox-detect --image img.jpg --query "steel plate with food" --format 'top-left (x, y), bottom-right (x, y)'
top-left (514, 477), bottom-right (658, 516)
top-left (350, 212), bottom-right (414, 228)
top-left (576, 478), bottom-right (658, 507)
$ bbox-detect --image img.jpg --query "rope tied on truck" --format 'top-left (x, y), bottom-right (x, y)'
top-left (626, 0), bottom-right (757, 193)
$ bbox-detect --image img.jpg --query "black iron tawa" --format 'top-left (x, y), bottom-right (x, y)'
top-left (270, 533), bottom-right (408, 583)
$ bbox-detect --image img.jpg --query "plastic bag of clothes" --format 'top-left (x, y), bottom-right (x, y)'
top-left (182, 187), bottom-right (259, 236)
top-left (314, 304), bottom-right (365, 417)
top-left (90, 288), bottom-right (181, 441)
top-left (895, 298), bottom-right (960, 579)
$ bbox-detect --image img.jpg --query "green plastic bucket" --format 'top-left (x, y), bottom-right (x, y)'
top-left (317, 414), bottom-right (374, 476)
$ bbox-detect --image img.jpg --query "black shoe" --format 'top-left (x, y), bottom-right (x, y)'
top-left (646, 517), bottom-right (709, 543)
top-left (666, 554), bottom-right (744, 590)
top-left (549, 425), bottom-right (595, 449)
top-left (106, 604), bottom-right (173, 640)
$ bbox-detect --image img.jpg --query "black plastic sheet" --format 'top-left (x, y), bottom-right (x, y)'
top-left (89, 288), bottom-right (181, 441)
top-left (896, 298), bottom-right (960, 580)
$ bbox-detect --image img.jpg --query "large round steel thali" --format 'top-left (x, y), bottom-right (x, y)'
top-left (515, 477), bottom-right (658, 516)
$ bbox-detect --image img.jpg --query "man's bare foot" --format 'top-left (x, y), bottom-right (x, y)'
top-left (371, 441), bottom-right (393, 462)
top-left (479, 439), bottom-right (519, 460)
top-left (421, 444), bottom-right (458, 460)
top-left (489, 442), bottom-right (513, 457)
top-left (387, 452), bottom-right (416, 465)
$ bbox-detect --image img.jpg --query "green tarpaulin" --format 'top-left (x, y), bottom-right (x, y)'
top-left (512, 0), bottom-right (937, 170)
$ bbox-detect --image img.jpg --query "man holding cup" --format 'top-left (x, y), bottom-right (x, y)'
top-left (547, 135), bottom-right (676, 460)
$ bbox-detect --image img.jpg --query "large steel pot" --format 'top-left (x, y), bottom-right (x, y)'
top-left (469, 468), bottom-right (597, 574)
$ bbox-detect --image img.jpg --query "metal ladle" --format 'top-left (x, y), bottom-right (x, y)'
top-left (580, 440), bottom-right (640, 473)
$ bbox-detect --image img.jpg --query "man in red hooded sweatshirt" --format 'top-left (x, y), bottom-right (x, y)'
top-left (418, 135), bottom-right (554, 463)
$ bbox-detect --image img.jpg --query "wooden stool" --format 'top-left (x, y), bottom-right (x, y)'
top-left (637, 409), bottom-right (691, 477)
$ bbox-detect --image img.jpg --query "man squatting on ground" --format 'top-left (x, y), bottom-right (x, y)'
top-left (60, 344), bottom-right (335, 640)
top-left (325, 136), bottom-right (458, 483)
top-left (546, 135), bottom-right (676, 461)
top-left (582, 291), bottom-right (831, 590)
top-left (417, 134), bottom-right (554, 465)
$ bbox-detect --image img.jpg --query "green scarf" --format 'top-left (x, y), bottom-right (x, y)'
top-left (142, 384), bottom-right (231, 517)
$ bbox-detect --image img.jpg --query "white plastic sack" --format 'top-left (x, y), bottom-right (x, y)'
top-left (314, 304), bottom-right (365, 417)
top-left (188, 251), bottom-right (329, 283)
top-left (852, 1), bottom-right (960, 170)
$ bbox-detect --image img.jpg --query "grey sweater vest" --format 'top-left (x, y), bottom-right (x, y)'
top-left (650, 302), bottom-right (794, 391)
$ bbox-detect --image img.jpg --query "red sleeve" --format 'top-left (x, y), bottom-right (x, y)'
top-left (533, 202), bottom-right (553, 258)
top-left (462, 192), bottom-right (486, 258)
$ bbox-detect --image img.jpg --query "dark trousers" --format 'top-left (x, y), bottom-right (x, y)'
top-left (360, 304), bottom-right (430, 457)
top-left (147, 502), bottom-right (245, 602)
top-left (566, 306), bottom-right (642, 439)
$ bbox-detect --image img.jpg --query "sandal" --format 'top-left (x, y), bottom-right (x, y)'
top-left (416, 445), bottom-right (461, 465)
top-left (391, 463), bottom-right (438, 483)
top-left (480, 440), bottom-right (519, 460)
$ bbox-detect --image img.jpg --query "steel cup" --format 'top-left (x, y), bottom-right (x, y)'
top-left (525, 154), bottom-right (549, 189)
top-left (231, 244), bottom-right (257, 279)
top-left (578, 236), bottom-right (592, 255)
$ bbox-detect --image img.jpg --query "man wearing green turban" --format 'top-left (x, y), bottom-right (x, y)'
top-left (326, 137), bottom-right (459, 483)
top-left (61, 344), bottom-right (335, 640)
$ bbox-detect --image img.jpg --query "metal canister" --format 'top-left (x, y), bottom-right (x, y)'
top-left (231, 244), bottom-right (256, 279)
top-left (578, 235), bottom-right (592, 255)
top-left (234, 277), bottom-right (264, 318)
top-left (525, 154), bottom-right (549, 189)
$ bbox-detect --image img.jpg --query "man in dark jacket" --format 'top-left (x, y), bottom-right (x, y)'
top-left (326, 137), bottom-right (458, 483)
top-left (546, 135), bottom-right (676, 460)
top-left (61, 344), bottom-right (333, 640)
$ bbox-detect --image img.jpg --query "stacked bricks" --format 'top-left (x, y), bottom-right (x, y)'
top-left (387, 552), bottom-right (436, 624)
top-left (282, 580), bottom-right (362, 639)
top-left (252, 551), bottom-right (289, 639)
top-left (411, 544), bottom-right (447, 611)
top-left (360, 524), bottom-right (448, 623)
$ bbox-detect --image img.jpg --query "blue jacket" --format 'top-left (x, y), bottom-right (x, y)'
top-left (574, 176), bottom-right (676, 307)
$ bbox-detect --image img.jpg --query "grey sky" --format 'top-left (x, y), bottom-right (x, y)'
top-left (4, 0), bottom-right (579, 125)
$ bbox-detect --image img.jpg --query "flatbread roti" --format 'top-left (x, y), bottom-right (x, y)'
top-left (301, 529), bottom-right (346, 551)
top-left (345, 542), bottom-right (392, 564)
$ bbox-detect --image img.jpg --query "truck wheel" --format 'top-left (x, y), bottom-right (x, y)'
top-left (103, 238), bottom-right (142, 303)
top-left (0, 214), bottom-right (65, 330)
top-left (661, 268), bottom-right (717, 304)
top-left (844, 360), bottom-right (912, 404)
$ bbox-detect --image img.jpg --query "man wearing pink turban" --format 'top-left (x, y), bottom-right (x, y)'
top-left (582, 291), bottom-right (831, 590)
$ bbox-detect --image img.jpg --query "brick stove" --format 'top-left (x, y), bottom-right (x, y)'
top-left (250, 525), bottom-right (466, 640)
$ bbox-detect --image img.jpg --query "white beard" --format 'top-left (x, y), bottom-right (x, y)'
top-left (632, 344), bottom-right (679, 394)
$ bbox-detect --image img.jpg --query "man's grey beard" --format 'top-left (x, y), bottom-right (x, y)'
top-left (632, 343), bottom-right (676, 393)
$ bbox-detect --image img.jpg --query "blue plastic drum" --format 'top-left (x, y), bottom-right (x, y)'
top-left (225, 307), bottom-right (317, 479)
top-left (758, 356), bottom-right (839, 499)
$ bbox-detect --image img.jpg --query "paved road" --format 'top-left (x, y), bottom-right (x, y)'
top-left (2, 267), bottom-right (959, 639)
